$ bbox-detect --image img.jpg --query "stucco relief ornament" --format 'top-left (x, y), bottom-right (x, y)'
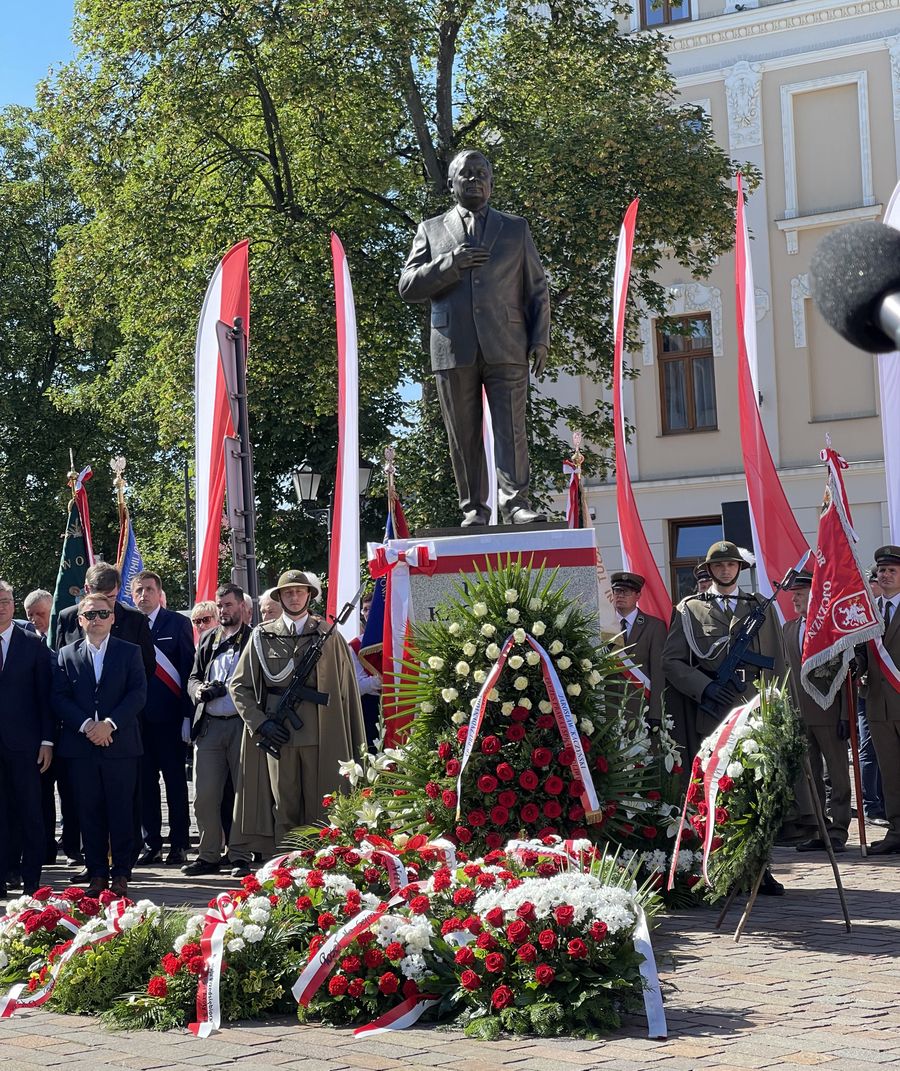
top-left (724, 61), bottom-right (762, 150)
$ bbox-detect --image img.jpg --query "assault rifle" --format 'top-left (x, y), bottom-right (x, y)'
top-left (256, 580), bottom-right (367, 759)
top-left (697, 551), bottom-right (810, 720)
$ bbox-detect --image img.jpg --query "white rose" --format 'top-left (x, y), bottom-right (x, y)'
top-left (581, 659), bottom-right (593, 670)
top-left (589, 670), bottom-right (602, 685)
top-left (539, 700), bottom-right (552, 714)
top-left (507, 608), bottom-right (520, 623)
top-left (487, 688), bottom-right (499, 701)
top-left (549, 640), bottom-right (564, 655)
top-left (441, 687), bottom-right (459, 703)
top-left (528, 598), bottom-right (543, 611)
top-left (486, 643), bottom-right (501, 660)
top-left (473, 669), bottom-right (486, 684)
top-left (526, 651), bottom-right (540, 666)
top-left (480, 623), bottom-right (496, 637)
top-left (532, 620), bottom-right (546, 636)
top-left (428, 656), bottom-right (445, 670)
top-left (420, 702), bottom-right (434, 714)
top-left (462, 641), bottom-right (477, 657)
top-left (555, 612), bottom-right (569, 628)
top-left (566, 683), bottom-right (582, 697)
top-left (513, 627), bottom-right (526, 644)
top-left (501, 702), bottom-right (514, 716)
top-left (508, 655), bottom-right (524, 670)
top-left (513, 676), bottom-right (529, 691)
top-left (504, 588), bottom-right (518, 604)
top-left (227, 937), bottom-right (245, 953)
top-left (557, 655), bottom-right (572, 670)
top-left (451, 710), bottom-right (467, 725)
top-left (473, 602), bottom-right (488, 617)
top-left (519, 698), bottom-right (532, 710)
top-left (579, 717), bottom-right (595, 735)
top-left (448, 622), bottom-right (461, 635)
top-left (455, 661), bottom-right (470, 676)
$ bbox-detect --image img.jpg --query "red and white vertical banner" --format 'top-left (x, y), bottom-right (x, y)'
top-left (880, 179), bottom-right (900, 542)
top-left (735, 174), bottom-right (808, 619)
top-left (72, 466), bottom-right (95, 566)
top-left (482, 388), bottom-right (499, 525)
top-left (327, 233), bottom-right (361, 640)
top-left (563, 458), bottom-right (581, 528)
top-left (612, 198), bottom-right (672, 623)
top-left (194, 240), bottom-right (249, 603)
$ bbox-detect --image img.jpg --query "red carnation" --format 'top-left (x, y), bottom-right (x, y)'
top-left (462, 915), bottom-right (483, 934)
top-left (535, 963), bottom-right (556, 986)
top-left (476, 872), bottom-right (496, 887)
top-left (515, 901), bottom-right (537, 922)
top-left (453, 887), bottom-right (475, 906)
top-left (328, 975), bottom-right (349, 995)
top-left (519, 769), bottom-right (539, 791)
top-left (385, 941), bottom-right (405, 961)
top-left (568, 805), bottom-right (585, 822)
top-left (438, 741), bottom-right (452, 760)
top-left (61, 887), bottom-right (85, 902)
top-left (425, 781), bottom-right (440, 799)
top-left (433, 868), bottom-right (452, 891)
top-left (187, 955), bottom-right (205, 975)
top-left (567, 938), bottom-right (588, 959)
top-left (409, 894), bottom-right (431, 915)
top-left (505, 724), bottom-right (526, 742)
top-left (147, 976), bottom-right (168, 998)
top-left (455, 946), bottom-right (475, 966)
top-left (180, 942), bottom-right (202, 960)
top-left (363, 947), bottom-right (385, 968)
top-left (517, 942), bottom-right (538, 962)
top-left (274, 872), bottom-right (292, 889)
top-left (446, 759), bottom-right (461, 777)
top-left (477, 774), bottom-right (498, 793)
top-left (542, 800), bottom-right (562, 819)
top-left (485, 832), bottom-right (502, 850)
top-left (460, 969), bottom-right (481, 991)
top-left (485, 952), bottom-right (506, 973)
top-left (441, 789), bottom-right (458, 809)
top-left (241, 874), bottom-right (262, 893)
top-left (481, 735), bottom-right (501, 754)
top-left (506, 919), bottom-right (529, 945)
top-left (306, 870), bottom-right (324, 888)
top-left (348, 977), bottom-right (365, 997)
top-left (318, 912), bottom-right (336, 929)
top-left (537, 928), bottom-right (556, 950)
top-left (537, 862), bottom-right (557, 878)
top-left (296, 895), bottom-right (313, 911)
top-left (590, 920), bottom-right (608, 942)
top-left (378, 972), bottom-right (400, 995)
top-left (161, 953), bottom-right (181, 976)
top-left (531, 747), bottom-right (552, 768)
top-left (339, 954), bottom-right (361, 973)
top-left (520, 802), bottom-right (540, 824)
top-left (79, 897), bottom-right (100, 917)
top-left (554, 904), bottom-right (575, 927)
top-left (536, 714), bottom-right (554, 729)
top-left (491, 984), bottom-right (514, 1010)
top-left (490, 804), bottom-right (510, 826)
top-left (498, 790), bottom-right (517, 808)
top-left (544, 775), bottom-right (565, 795)
top-left (595, 755), bottom-right (609, 773)
top-left (455, 826), bottom-right (473, 844)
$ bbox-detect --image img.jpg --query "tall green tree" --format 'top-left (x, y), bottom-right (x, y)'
top-left (38, 0), bottom-right (744, 581)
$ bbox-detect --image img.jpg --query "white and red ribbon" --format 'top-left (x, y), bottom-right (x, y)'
top-left (360, 840), bottom-right (408, 894)
top-left (188, 893), bottom-right (236, 1038)
top-left (154, 645), bottom-right (183, 698)
top-left (619, 653), bottom-right (651, 698)
top-left (870, 636), bottom-right (900, 694)
top-left (562, 459), bottom-right (581, 529)
top-left (353, 992), bottom-right (441, 1036)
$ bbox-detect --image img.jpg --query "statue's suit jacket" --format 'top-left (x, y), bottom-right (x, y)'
top-left (398, 206), bottom-right (550, 371)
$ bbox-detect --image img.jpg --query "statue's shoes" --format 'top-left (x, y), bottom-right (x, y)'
top-left (505, 507), bottom-right (547, 524)
top-left (461, 513), bottom-right (489, 527)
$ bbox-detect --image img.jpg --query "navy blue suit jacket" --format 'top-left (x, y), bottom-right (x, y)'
top-left (144, 607), bottom-right (195, 725)
top-left (56, 600), bottom-right (156, 680)
top-left (0, 625), bottom-right (53, 751)
top-left (53, 636), bottom-right (146, 759)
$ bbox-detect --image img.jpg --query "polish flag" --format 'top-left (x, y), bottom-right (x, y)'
top-left (194, 241), bottom-right (249, 603)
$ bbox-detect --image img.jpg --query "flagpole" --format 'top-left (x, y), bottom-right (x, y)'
top-left (845, 673), bottom-right (868, 856)
top-left (184, 459), bottom-right (195, 606)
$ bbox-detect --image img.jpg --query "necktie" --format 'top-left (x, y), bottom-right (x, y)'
top-left (466, 210), bottom-right (482, 242)
top-left (0, 638), bottom-right (4, 673)
top-left (290, 621), bottom-right (297, 636)
top-left (884, 600), bottom-right (893, 629)
top-left (620, 617), bottom-right (628, 640)
top-left (721, 596), bottom-right (732, 617)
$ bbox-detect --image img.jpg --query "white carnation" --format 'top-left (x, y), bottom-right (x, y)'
top-left (226, 937), bottom-right (245, 953)
top-left (400, 953), bottom-right (428, 980)
top-left (242, 924), bottom-right (265, 944)
top-left (725, 761), bottom-right (744, 779)
top-left (741, 738), bottom-right (760, 755)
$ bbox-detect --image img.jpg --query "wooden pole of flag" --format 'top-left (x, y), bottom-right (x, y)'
top-left (845, 674), bottom-right (868, 857)
top-left (801, 751), bottom-right (852, 934)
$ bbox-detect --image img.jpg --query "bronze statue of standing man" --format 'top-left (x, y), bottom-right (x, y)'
top-left (399, 150), bottom-right (551, 526)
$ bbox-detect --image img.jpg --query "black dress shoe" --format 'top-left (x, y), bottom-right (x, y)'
top-left (829, 838), bottom-right (847, 853)
top-left (868, 837), bottom-right (900, 855)
top-left (181, 858), bottom-right (221, 876)
top-left (135, 848), bottom-right (163, 867)
top-left (23, 884), bottom-right (38, 897)
top-left (0, 885), bottom-right (7, 899)
top-left (505, 506), bottom-right (547, 525)
top-left (73, 868), bottom-right (90, 883)
top-left (66, 854), bottom-right (84, 867)
top-left (795, 837), bottom-right (828, 852)
top-left (165, 848), bottom-right (187, 866)
top-left (230, 863), bottom-right (253, 879)
top-left (5, 873), bottom-right (22, 890)
top-left (759, 869), bottom-right (785, 896)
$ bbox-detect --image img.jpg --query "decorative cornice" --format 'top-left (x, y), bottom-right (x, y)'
top-left (662, 0), bottom-right (900, 55)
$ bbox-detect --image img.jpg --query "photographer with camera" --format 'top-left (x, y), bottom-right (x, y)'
top-left (183, 583), bottom-right (254, 878)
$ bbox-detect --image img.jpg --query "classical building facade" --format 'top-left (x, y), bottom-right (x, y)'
top-left (565, 0), bottom-right (899, 599)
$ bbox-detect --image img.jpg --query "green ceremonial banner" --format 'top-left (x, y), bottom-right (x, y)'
top-left (48, 498), bottom-right (88, 649)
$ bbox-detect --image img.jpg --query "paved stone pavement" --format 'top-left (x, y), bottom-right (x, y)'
top-left (2, 823), bottom-right (899, 1071)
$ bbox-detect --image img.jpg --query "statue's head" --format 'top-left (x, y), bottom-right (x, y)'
top-left (448, 150), bottom-right (493, 212)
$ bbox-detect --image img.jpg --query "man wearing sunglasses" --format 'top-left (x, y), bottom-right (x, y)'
top-left (52, 594), bottom-right (147, 897)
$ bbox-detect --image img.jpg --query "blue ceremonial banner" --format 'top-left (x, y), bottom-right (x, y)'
top-left (117, 516), bottom-right (144, 606)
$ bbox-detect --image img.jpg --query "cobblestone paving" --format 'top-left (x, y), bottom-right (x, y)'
top-left (2, 823), bottom-right (898, 1071)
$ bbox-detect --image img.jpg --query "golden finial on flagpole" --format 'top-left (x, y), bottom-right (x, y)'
top-left (67, 448), bottom-right (78, 497)
top-left (384, 446), bottom-right (397, 503)
top-left (110, 455), bottom-right (127, 492)
top-left (570, 429), bottom-right (584, 471)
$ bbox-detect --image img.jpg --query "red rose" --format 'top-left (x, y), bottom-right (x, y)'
top-left (647, 790), bottom-right (661, 801)
top-left (385, 941), bottom-right (405, 961)
top-left (484, 905), bottom-right (505, 928)
top-left (363, 947), bottom-right (385, 968)
top-left (460, 969), bottom-right (481, 991)
top-left (481, 735), bottom-right (501, 754)
top-left (61, 887), bottom-right (85, 902)
top-left (590, 920), bottom-right (608, 942)
top-left (425, 781), bottom-right (440, 799)
top-left (544, 775), bottom-right (565, 796)
top-left (620, 822), bottom-right (634, 836)
top-left (536, 714), bottom-right (554, 729)
top-left (515, 901), bottom-right (537, 922)
top-left (696, 802), bottom-right (709, 817)
top-left (441, 917), bottom-right (463, 934)
top-left (537, 929), bottom-right (556, 950)
top-left (438, 741), bottom-right (452, 760)
top-left (456, 726), bottom-right (469, 744)
top-left (409, 894), bottom-right (430, 914)
top-left (446, 759), bottom-right (461, 777)
top-left (535, 963), bottom-right (556, 986)
top-left (595, 755), bottom-right (609, 773)
top-left (490, 804), bottom-right (510, 826)
top-left (506, 919), bottom-right (529, 945)
top-left (520, 802), bottom-right (540, 824)
top-left (485, 952), bottom-right (506, 973)
top-left (455, 946), bottom-right (476, 966)
top-left (517, 942), bottom-right (538, 963)
top-left (453, 887), bottom-right (475, 906)
top-left (554, 904), bottom-right (575, 927)
top-left (348, 977), bottom-right (365, 998)
top-left (463, 808), bottom-right (485, 829)
top-left (510, 706), bottom-right (530, 722)
top-left (569, 779), bottom-right (584, 797)
top-left (557, 747), bottom-right (575, 766)
top-left (328, 975), bottom-right (349, 995)
top-left (462, 915), bottom-right (483, 934)
top-left (378, 972), bottom-right (400, 995)
top-left (455, 826), bottom-right (473, 844)
top-left (710, 836), bottom-right (724, 851)
top-left (519, 769), bottom-right (539, 791)
top-left (491, 984), bottom-right (514, 1010)
top-left (31, 886), bottom-right (52, 902)
top-left (485, 832), bottom-right (502, 850)
top-left (441, 789), bottom-right (458, 809)
top-left (497, 790), bottom-right (517, 809)
top-left (567, 938), bottom-right (588, 959)
top-left (715, 807), bottom-right (729, 825)
top-left (477, 774), bottom-right (498, 793)
top-left (531, 747), bottom-right (552, 768)
top-left (161, 953), bottom-right (181, 976)
top-left (717, 775), bottom-right (734, 792)
top-left (641, 826), bottom-right (658, 840)
top-left (307, 870), bottom-right (324, 888)
top-left (505, 724), bottom-right (526, 742)
top-left (495, 762), bottom-right (515, 782)
top-left (79, 897), bottom-right (100, 917)
top-left (363, 866), bottom-right (380, 883)
top-left (147, 976), bottom-right (168, 998)
top-left (686, 782), bottom-right (702, 804)
top-left (542, 800), bottom-right (562, 819)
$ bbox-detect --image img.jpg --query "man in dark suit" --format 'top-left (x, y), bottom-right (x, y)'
top-left (131, 570), bottom-right (195, 866)
top-left (610, 572), bottom-right (668, 724)
top-left (0, 581), bottom-right (54, 898)
top-left (399, 149), bottom-right (551, 526)
top-left (52, 593), bottom-right (146, 897)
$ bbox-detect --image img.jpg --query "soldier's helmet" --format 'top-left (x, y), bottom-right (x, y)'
top-left (272, 569), bottom-right (322, 602)
top-left (703, 541), bottom-right (748, 569)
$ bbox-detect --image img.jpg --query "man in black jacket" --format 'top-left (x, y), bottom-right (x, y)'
top-left (0, 581), bottom-right (54, 898)
top-left (184, 583), bottom-right (253, 877)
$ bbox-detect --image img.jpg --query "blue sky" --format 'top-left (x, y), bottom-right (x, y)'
top-left (1, 1), bottom-right (76, 109)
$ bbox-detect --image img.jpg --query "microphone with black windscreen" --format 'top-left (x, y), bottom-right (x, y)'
top-left (809, 220), bottom-right (900, 353)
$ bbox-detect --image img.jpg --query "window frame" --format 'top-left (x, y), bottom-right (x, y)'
top-left (669, 516), bottom-right (724, 601)
top-left (656, 312), bottom-right (718, 435)
top-left (639, 0), bottom-right (692, 30)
